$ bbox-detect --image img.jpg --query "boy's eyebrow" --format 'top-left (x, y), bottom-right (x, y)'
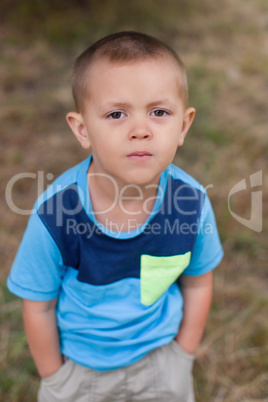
top-left (100, 101), bottom-right (131, 110)
top-left (146, 99), bottom-right (176, 108)
top-left (100, 99), bottom-right (176, 111)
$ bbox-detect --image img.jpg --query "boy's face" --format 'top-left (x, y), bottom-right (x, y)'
top-left (67, 57), bottom-right (195, 189)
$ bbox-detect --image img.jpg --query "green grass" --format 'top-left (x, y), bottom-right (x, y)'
top-left (0, 0), bottom-right (267, 400)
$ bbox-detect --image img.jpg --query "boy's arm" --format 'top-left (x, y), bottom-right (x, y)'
top-left (175, 271), bottom-right (213, 354)
top-left (23, 298), bottom-right (64, 378)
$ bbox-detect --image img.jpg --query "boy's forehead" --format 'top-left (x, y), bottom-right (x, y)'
top-left (78, 54), bottom-right (187, 112)
top-left (89, 54), bottom-right (179, 76)
top-left (85, 56), bottom-right (182, 95)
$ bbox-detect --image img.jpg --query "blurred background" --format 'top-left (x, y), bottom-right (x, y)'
top-left (0, 0), bottom-right (267, 400)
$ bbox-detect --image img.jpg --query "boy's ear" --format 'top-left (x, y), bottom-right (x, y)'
top-left (177, 107), bottom-right (196, 147)
top-left (66, 112), bottom-right (91, 149)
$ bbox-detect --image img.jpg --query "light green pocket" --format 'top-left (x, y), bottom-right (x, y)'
top-left (140, 252), bottom-right (191, 306)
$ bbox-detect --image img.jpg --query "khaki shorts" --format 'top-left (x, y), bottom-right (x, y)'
top-left (38, 340), bottom-right (195, 402)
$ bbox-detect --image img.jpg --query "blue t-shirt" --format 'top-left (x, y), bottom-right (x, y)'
top-left (7, 156), bottom-right (223, 371)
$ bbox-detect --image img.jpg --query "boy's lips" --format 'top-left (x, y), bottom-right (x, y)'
top-left (127, 151), bottom-right (153, 161)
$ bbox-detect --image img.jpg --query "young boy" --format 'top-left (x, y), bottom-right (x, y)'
top-left (7, 32), bottom-right (223, 402)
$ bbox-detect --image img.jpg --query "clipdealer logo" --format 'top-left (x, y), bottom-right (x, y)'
top-left (228, 170), bottom-right (263, 233)
top-left (5, 170), bottom-right (263, 233)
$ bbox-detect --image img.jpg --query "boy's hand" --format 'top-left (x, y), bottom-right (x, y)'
top-left (23, 298), bottom-right (64, 378)
top-left (175, 271), bottom-right (213, 355)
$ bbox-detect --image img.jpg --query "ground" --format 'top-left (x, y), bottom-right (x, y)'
top-left (0, 1), bottom-right (267, 400)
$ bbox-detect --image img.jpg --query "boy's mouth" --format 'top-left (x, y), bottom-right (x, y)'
top-left (127, 151), bottom-right (152, 161)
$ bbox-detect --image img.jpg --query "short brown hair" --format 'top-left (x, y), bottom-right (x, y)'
top-left (71, 31), bottom-right (188, 112)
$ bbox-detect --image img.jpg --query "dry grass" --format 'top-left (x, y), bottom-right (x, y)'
top-left (0, 0), bottom-right (267, 400)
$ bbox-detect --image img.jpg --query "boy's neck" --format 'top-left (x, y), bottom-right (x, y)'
top-left (87, 160), bottom-right (160, 230)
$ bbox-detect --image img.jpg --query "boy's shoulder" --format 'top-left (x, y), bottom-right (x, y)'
top-left (34, 157), bottom-right (90, 210)
top-left (167, 164), bottom-right (206, 194)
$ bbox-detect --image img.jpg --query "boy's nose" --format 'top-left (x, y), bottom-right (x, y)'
top-left (128, 123), bottom-right (152, 140)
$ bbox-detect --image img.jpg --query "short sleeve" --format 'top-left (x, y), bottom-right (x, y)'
top-left (183, 195), bottom-right (224, 276)
top-left (7, 210), bottom-right (65, 301)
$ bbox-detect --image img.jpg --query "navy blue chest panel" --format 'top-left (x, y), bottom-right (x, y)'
top-left (38, 178), bottom-right (204, 285)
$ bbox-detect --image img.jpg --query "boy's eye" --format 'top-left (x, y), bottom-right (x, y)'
top-left (108, 111), bottom-right (126, 119)
top-left (152, 109), bottom-right (168, 117)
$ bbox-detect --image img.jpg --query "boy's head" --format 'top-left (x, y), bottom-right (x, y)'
top-left (71, 31), bottom-right (189, 113)
top-left (66, 31), bottom-right (195, 188)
